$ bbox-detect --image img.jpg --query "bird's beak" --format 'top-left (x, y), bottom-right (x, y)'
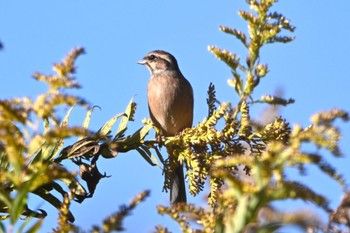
top-left (137, 59), bottom-right (146, 65)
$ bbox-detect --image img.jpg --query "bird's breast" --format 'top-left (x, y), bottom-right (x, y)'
top-left (147, 73), bottom-right (193, 136)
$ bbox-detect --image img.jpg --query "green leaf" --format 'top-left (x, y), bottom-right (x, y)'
top-left (0, 222), bottom-right (5, 232)
top-left (11, 181), bottom-right (32, 223)
top-left (153, 146), bottom-right (165, 166)
top-left (79, 105), bottom-right (101, 140)
top-left (43, 118), bottom-right (50, 134)
top-left (117, 125), bottom-right (152, 152)
top-left (140, 144), bottom-right (160, 168)
top-left (115, 98), bottom-right (135, 139)
top-left (59, 176), bottom-right (87, 200)
top-left (32, 189), bottom-right (75, 222)
top-left (136, 147), bottom-right (156, 166)
top-left (232, 71), bottom-right (243, 95)
top-left (55, 137), bottom-right (98, 162)
top-left (16, 216), bottom-right (37, 233)
top-left (98, 113), bottom-right (126, 137)
top-left (29, 119), bottom-right (51, 163)
top-left (0, 188), bottom-right (11, 211)
top-left (24, 219), bottom-right (43, 233)
top-left (139, 124), bottom-right (152, 140)
top-left (28, 139), bottom-right (45, 162)
top-left (48, 105), bottom-right (76, 159)
top-left (33, 106), bottom-right (76, 162)
top-left (61, 105), bottom-right (75, 127)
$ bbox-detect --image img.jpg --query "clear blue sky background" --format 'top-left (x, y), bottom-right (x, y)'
top-left (0, 1), bottom-right (349, 232)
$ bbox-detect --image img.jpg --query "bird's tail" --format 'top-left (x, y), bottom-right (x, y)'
top-left (170, 162), bottom-right (187, 204)
top-left (167, 146), bottom-right (187, 204)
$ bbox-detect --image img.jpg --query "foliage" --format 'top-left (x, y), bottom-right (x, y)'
top-left (0, 48), bottom-right (154, 232)
top-left (52, 190), bottom-right (150, 233)
top-left (0, 0), bottom-right (349, 233)
top-left (153, 0), bottom-right (350, 233)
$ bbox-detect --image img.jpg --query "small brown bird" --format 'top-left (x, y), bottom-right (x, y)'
top-left (138, 50), bottom-right (194, 204)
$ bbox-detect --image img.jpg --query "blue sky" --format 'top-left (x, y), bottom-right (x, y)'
top-left (1, 1), bottom-right (349, 232)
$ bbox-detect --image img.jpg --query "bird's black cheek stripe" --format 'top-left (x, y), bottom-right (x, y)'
top-left (146, 64), bottom-right (153, 73)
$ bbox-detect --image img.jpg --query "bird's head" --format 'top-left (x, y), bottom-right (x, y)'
top-left (138, 50), bottom-right (180, 74)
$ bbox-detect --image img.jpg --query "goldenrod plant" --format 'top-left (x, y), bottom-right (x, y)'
top-left (0, 0), bottom-right (349, 232)
top-left (0, 48), bottom-right (153, 232)
top-left (153, 0), bottom-right (349, 232)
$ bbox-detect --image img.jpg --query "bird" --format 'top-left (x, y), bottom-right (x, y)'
top-left (138, 50), bottom-right (194, 204)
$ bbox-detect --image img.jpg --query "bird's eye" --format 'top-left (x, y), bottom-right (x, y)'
top-left (148, 55), bottom-right (156, 60)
